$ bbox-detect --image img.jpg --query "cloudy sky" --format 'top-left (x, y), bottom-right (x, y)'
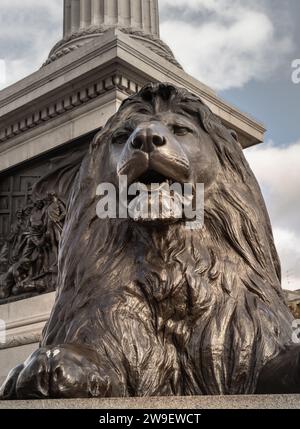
top-left (0, 0), bottom-right (299, 290)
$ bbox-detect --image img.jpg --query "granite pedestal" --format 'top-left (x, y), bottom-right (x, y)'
top-left (0, 395), bottom-right (300, 409)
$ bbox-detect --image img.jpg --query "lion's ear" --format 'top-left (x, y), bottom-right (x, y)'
top-left (229, 130), bottom-right (238, 142)
top-left (33, 146), bottom-right (88, 204)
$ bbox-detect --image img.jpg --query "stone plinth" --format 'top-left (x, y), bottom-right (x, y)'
top-left (0, 395), bottom-right (300, 409)
top-left (0, 293), bottom-right (55, 386)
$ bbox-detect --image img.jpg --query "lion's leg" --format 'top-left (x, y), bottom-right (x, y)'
top-left (0, 344), bottom-right (113, 400)
top-left (256, 345), bottom-right (300, 394)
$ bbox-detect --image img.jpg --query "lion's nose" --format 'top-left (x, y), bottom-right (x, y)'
top-left (131, 129), bottom-right (166, 153)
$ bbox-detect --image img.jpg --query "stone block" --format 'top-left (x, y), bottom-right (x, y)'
top-left (0, 395), bottom-right (300, 409)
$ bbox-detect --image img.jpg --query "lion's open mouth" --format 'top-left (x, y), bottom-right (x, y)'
top-left (134, 169), bottom-right (175, 188)
top-left (125, 169), bottom-right (194, 224)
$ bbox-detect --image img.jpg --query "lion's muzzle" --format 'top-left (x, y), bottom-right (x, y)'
top-left (116, 121), bottom-right (193, 224)
top-left (117, 121), bottom-right (190, 186)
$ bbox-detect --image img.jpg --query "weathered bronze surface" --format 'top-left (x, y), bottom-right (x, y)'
top-left (0, 83), bottom-right (297, 398)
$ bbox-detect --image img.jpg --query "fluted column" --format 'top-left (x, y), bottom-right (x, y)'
top-left (64, 0), bottom-right (72, 36)
top-left (70, 0), bottom-right (80, 33)
top-left (153, 0), bottom-right (160, 36)
top-left (63, 0), bottom-right (160, 37)
top-left (80, 0), bottom-right (92, 28)
top-left (91, 0), bottom-right (104, 26)
top-left (48, 0), bottom-right (179, 68)
top-left (118, 0), bottom-right (131, 27)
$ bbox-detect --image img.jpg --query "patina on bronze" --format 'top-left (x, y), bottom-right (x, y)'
top-left (0, 83), bottom-right (298, 399)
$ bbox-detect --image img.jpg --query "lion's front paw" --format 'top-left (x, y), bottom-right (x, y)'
top-left (0, 344), bottom-right (111, 399)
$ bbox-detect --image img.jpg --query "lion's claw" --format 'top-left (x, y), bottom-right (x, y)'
top-left (0, 345), bottom-right (110, 399)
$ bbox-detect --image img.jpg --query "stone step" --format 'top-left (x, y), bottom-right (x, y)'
top-left (0, 395), bottom-right (300, 409)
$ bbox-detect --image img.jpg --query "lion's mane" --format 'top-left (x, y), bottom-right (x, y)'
top-left (41, 84), bottom-right (293, 396)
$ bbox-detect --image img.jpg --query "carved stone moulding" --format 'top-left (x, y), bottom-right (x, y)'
top-left (0, 74), bottom-right (141, 144)
top-left (44, 26), bottom-right (182, 69)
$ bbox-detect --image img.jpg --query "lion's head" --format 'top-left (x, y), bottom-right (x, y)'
top-left (102, 85), bottom-right (219, 226)
top-left (40, 83), bottom-right (293, 395)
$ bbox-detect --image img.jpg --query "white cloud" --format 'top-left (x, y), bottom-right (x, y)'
top-left (0, 0), bottom-right (295, 91)
top-left (0, 60), bottom-right (5, 85)
top-left (245, 141), bottom-right (300, 291)
top-left (0, 0), bottom-right (62, 90)
top-left (160, 0), bottom-right (293, 90)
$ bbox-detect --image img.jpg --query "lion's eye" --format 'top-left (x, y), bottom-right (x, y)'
top-left (172, 125), bottom-right (192, 136)
top-left (112, 131), bottom-right (131, 145)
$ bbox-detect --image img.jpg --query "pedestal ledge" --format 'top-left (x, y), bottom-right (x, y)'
top-left (0, 395), bottom-right (300, 409)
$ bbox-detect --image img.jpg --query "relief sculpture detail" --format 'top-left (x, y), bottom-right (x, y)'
top-left (0, 193), bottom-right (65, 300)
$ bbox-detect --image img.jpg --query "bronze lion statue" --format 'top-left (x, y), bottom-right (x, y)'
top-left (1, 83), bottom-right (299, 399)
